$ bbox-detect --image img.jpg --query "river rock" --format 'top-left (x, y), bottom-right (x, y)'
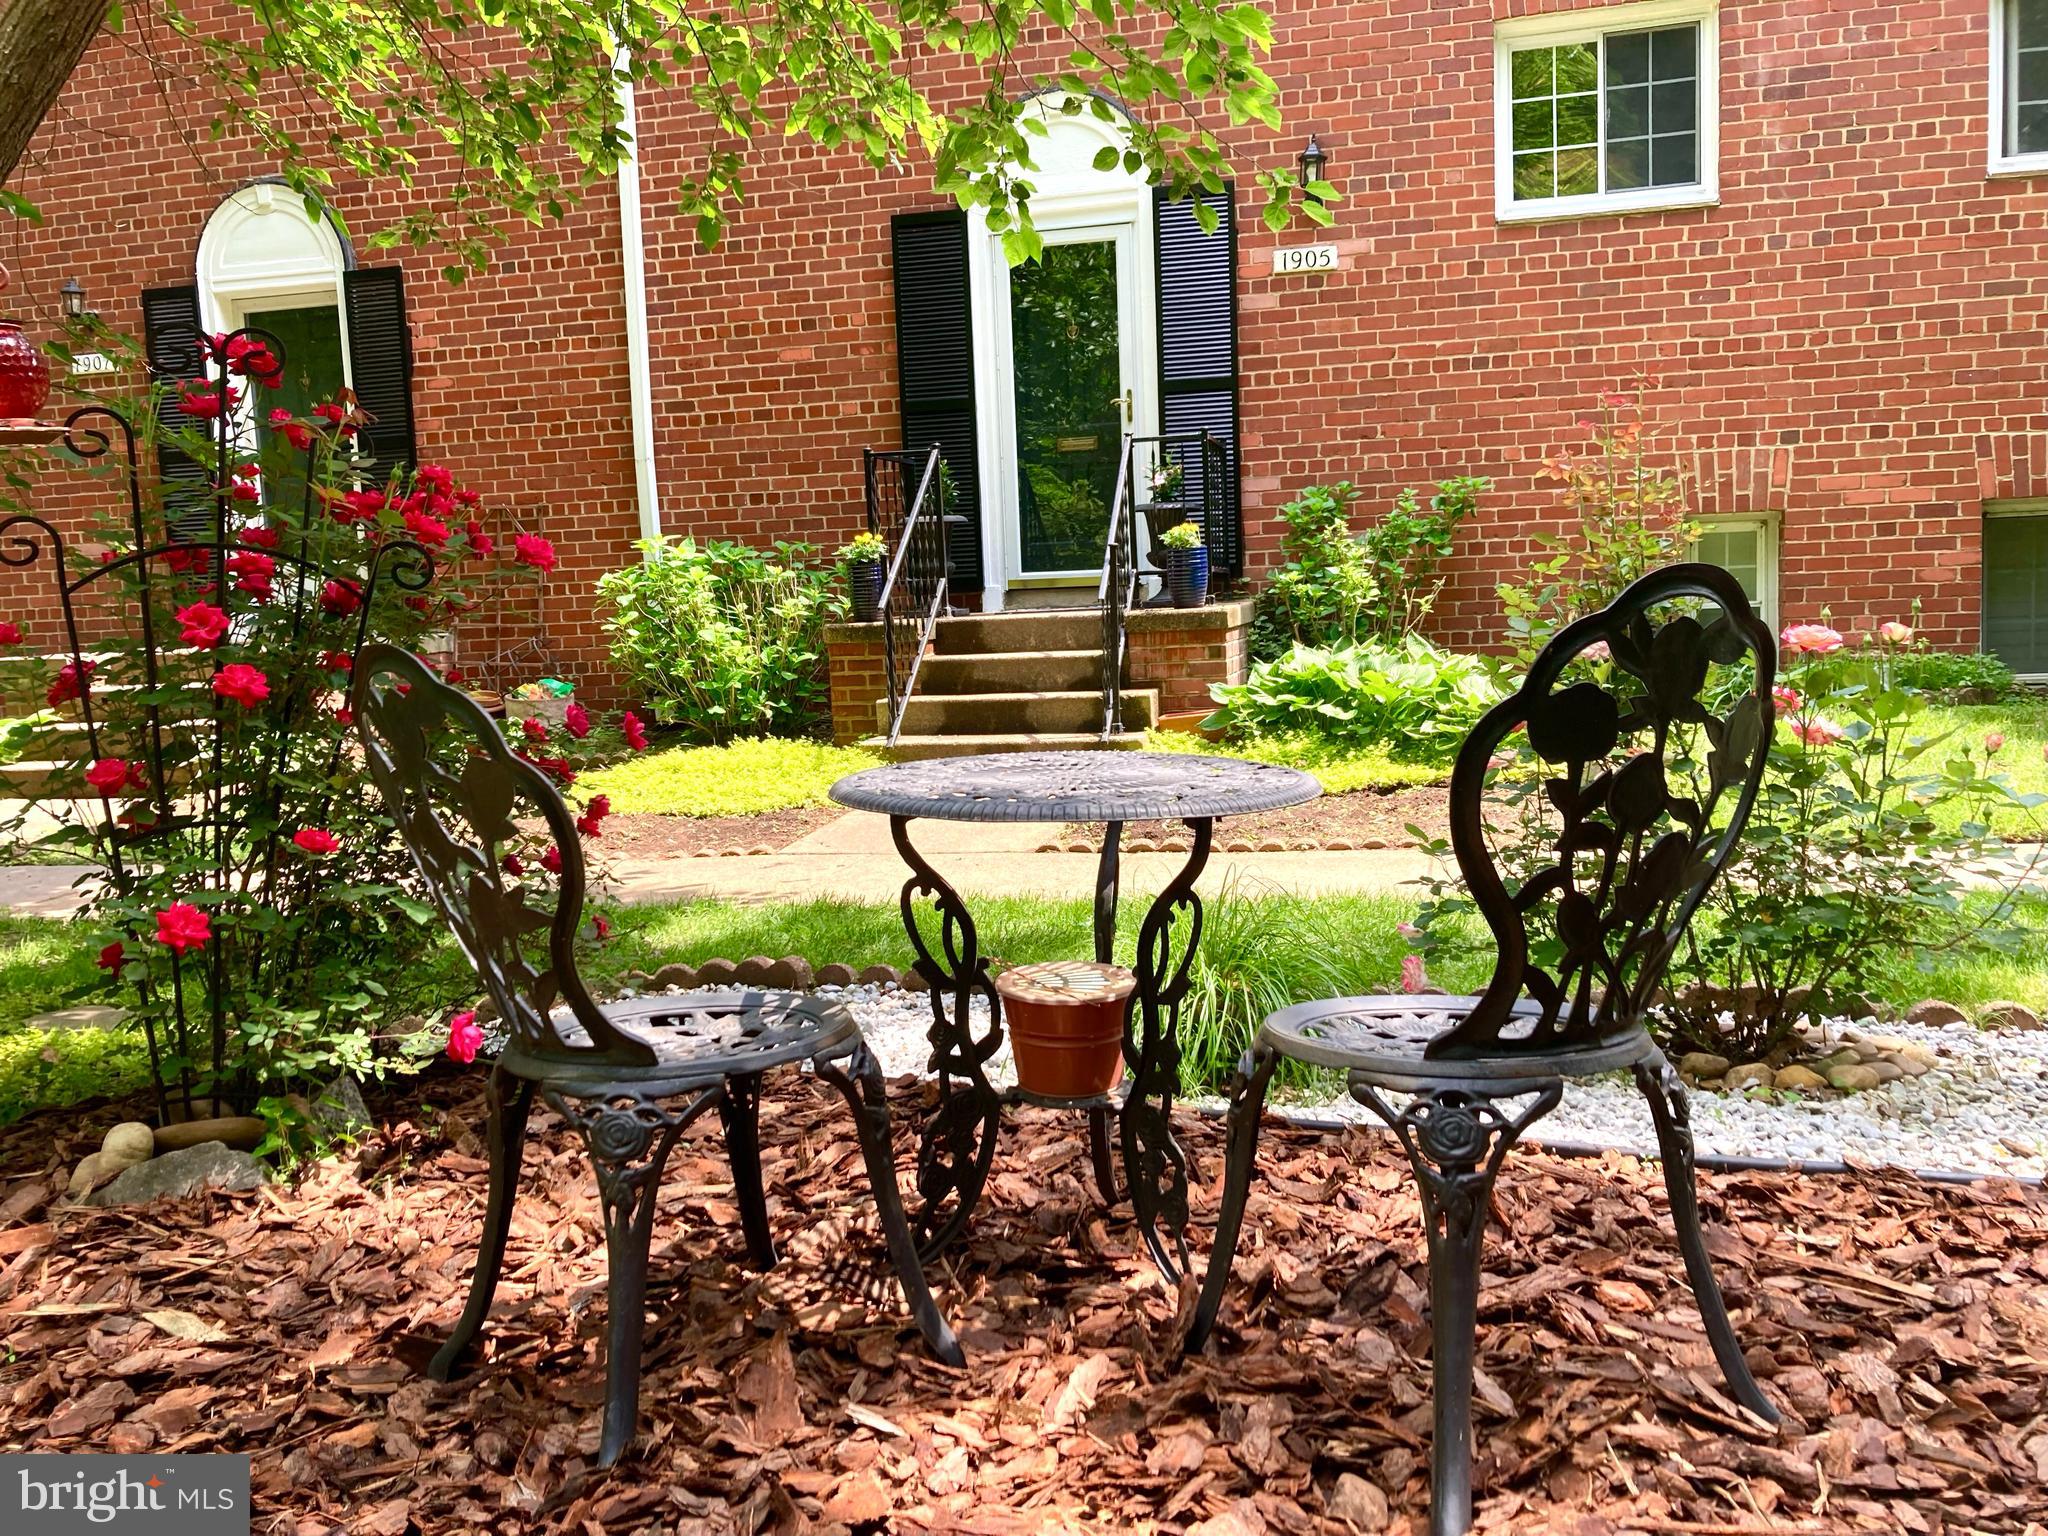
top-left (100, 1122), bottom-right (157, 1167)
top-left (1677, 1052), bottom-right (1731, 1079)
top-left (153, 1116), bottom-right (266, 1153)
top-left (815, 963), bottom-right (858, 987)
top-left (1905, 999), bottom-right (1969, 1027)
top-left (1825, 1063), bottom-right (1883, 1092)
top-left (88, 1142), bottom-right (265, 1206)
top-left (1977, 1000), bottom-right (2043, 1032)
top-left (1724, 1063), bottom-right (1775, 1092)
top-left (1864, 1060), bottom-right (1905, 1082)
top-left (67, 1152), bottom-right (118, 1199)
top-left (1773, 1064), bottom-right (1828, 1092)
top-left (314, 1074), bottom-right (372, 1137)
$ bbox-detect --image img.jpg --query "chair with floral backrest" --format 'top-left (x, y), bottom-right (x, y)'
top-left (350, 644), bottom-right (961, 1466)
top-left (1184, 564), bottom-right (1782, 1536)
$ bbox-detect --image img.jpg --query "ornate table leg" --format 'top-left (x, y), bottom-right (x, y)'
top-left (1088, 820), bottom-right (1125, 1206)
top-left (1185, 1042), bottom-right (1279, 1352)
top-left (1120, 815), bottom-right (1213, 1280)
top-left (891, 815), bottom-right (1003, 1261)
top-left (1633, 1055), bottom-right (1780, 1422)
top-left (1351, 1078), bottom-right (1562, 1536)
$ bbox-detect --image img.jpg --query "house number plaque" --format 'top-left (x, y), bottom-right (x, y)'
top-left (1270, 245), bottom-right (1342, 275)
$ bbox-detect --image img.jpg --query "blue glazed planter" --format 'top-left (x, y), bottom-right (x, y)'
top-left (1161, 545), bottom-right (1209, 609)
top-left (848, 560), bottom-right (885, 622)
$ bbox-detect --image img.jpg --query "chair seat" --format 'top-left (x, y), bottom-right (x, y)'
top-left (1260, 994), bottom-right (1658, 1090)
top-left (505, 989), bottom-right (863, 1088)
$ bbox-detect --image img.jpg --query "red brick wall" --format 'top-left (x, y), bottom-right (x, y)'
top-left (4, 0), bottom-right (2044, 692)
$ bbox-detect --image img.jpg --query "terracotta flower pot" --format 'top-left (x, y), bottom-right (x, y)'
top-left (996, 961), bottom-right (1136, 1100)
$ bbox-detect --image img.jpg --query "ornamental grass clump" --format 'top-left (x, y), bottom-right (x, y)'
top-left (0, 329), bottom-right (643, 1141)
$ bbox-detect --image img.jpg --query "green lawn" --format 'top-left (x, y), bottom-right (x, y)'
top-left (1915, 699), bottom-right (2048, 835)
top-left (579, 737), bottom-right (880, 816)
top-left (1141, 728), bottom-right (1447, 793)
top-left (7, 887), bottom-right (2041, 1126)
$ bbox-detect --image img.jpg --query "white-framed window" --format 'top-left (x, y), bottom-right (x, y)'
top-left (1692, 512), bottom-right (1778, 632)
top-left (1493, 0), bottom-right (1720, 222)
top-left (1991, 0), bottom-right (2048, 175)
top-left (1985, 499), bottom-right (2048, 678)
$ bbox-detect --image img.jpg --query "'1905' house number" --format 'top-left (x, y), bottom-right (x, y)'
top-left (1270, 246), bottom-right (1341, 275)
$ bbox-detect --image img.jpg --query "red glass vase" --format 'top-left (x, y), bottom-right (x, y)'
top-left (0, 319), bottom-right (50, 420)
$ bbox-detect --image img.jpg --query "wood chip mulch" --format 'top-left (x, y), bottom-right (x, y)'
top-left (1, 1072), bottom-right (2045, 1535)
top-left (598, 806), bottom-right (845, 859)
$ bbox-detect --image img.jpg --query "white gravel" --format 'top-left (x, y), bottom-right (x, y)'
top-left (560, 983), bottom-right (2048, 1182)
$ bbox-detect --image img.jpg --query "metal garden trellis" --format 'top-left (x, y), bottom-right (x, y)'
top-left (0, 326), bottom-right (436, 1122)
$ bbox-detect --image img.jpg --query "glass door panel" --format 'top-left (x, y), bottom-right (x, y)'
top-left (1009, 235), bottom-right (1127, 576)
top-left (244, 302), bottom-right (345, 507)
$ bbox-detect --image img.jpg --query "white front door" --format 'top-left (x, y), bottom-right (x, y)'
top-left (988, 220), bottom-right (1148, 590)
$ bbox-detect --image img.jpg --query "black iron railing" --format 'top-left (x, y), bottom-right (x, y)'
top-left (1098, 437), bottom-right (1139, 738)
top-left (1100, 431), bottom-right (1230, 739)
top-left (863, 445), bottom-right (950, 746)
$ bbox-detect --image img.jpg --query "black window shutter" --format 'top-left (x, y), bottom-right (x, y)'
top-left (889, 212), bottom-right (980, 589)
top-left (1154, 184), bottom-right (1242, 578)
top-left (140, 284), bottom-right (211, 541)
top-left (343, 266), bottom-right (417, 488)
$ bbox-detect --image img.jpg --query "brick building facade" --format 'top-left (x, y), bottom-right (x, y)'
top-left (4, 0), bottom-right (2045, 698)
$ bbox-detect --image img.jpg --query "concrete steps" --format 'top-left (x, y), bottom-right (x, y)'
top-left (863, 607), bottom-right (1151, 760)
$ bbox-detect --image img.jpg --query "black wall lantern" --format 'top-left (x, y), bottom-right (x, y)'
top-left (59, 278), bottom-right (87, 319)
top-left (1298, 134), bottom-right (1329, 197)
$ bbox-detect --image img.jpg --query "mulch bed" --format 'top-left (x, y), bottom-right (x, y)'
top-left (1062, 785), bottom-right (1452, 853)
top-left (2, 1072), bottom-right (2045, 1534)
top-left (598, 806), bottom-right (845, 859)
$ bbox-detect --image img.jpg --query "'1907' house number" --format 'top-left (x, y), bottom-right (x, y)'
top-left (1270, 245), bottom-right (1342, 275)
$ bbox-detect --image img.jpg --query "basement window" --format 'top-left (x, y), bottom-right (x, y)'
top-left (1985, 501), bottom-right (2048, 679)
top-left (1692, 513), bottom-right (1779, 633)
top-left (1993, 0), bottom-right (2048, 174)
top-left (1494, 0), bottom-right (1720, 221)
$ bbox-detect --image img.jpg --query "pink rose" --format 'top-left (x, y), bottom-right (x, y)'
top-left (1790, 717), bottom-right (1845, 747)
top-left (1780, 623), bottom-right (1844, 656)
top-left (1399, 953), bottom-right (1428, 995)
top-left (1985, 733), bottom-right (2005, 756)
top-left (1878, 621), bottom-right (1913, 645)
top-left (1770, 685), bottom-right (1802, 716)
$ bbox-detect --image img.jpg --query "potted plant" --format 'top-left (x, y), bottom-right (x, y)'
top-left (505, 677), bottom-right (576, 729)
top-left (1142, 458), bottom-right (1187, 542)
top-left (994, 961), bottom-right (1136, 1099)
top-left (1157, 520), bottom-right (1209, 609)
top-left (842, 530), bottom-right (888, 622)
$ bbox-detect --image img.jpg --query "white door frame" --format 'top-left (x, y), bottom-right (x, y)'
top-left (967, 98), bottom-right (1158, 610)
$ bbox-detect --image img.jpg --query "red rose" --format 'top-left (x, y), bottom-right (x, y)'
top-left (96, 941), bottom-right (125, 975)
top-left (320, 580), bottom-right (362, 617)
top-left (240, 525), bottom-right (279, 550)
top-left (317, 650), bottom-right (352, 673)
top-left (446, 1009), bottom-right (484, 1064)
top-left (155, 902), bottom-right (211, 954)
top-left (592, 914), bottom-right (612, 942)
top-left (333, 705), bottom-right (353, 727)
top-left (462, 520), bottom-right (494, 558)
top-left (0, 621), bottom-right (20, 646)
top-left (228, 550), bottom-right (275, 600)
top-left (575, 792), bottom-right (611, 839)
top-left (229, 480), bottom-right (261, 503)
top-left (178, 380), bottom-right (239, 419)
top-left (292, 827), bottom-right (339, 856)
top-left (312, 401), bottom-right (347, 424)
top-left (175, 602), bottom-right (229, 649)
top-left (520, 717), bottom-right (548, 743)
top-left (513, 534), bottom-right (558, 573)
top-left (621, 710), bottom-right (648, 751)
top-left (46, 658), bottom-right (95, 707)
top-left (403, 509), bottom-right (451, 548)
top-left (563, 701), bottom-right (591, 740)
top-left (416, 463), bottom-right (454, 493)
top-left (212, 662), bottom-right (269, 708)
top-left (502, 852), bottom-right (525, 876)
top-left (269, 409), bottom-right (314, 451)
top-left (86, 758), bottom-right (131, 795)
top-left (534, 756), bottom-right (575, 787)
top-left (540, 845), bottom-right (562, 874)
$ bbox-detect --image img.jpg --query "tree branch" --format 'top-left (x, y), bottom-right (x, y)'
top-left (0, 0), bottom-right (113, 186)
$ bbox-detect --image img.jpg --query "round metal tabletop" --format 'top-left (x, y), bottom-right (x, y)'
top-left (829, 750), bottom-right (1320, 824)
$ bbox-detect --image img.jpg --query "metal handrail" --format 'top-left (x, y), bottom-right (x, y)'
top-left (1098, 436), bottom-right (1138, 738)
top-left (864, 445), bottom-right (949, 746)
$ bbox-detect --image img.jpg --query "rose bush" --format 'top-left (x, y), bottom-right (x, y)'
top-left (0, 328), bottom-right (639, 1141)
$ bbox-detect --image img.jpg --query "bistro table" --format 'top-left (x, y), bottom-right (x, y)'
top-left (829, 750), bottom-right (1319, 1278)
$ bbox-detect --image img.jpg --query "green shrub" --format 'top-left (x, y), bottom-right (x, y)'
top-left (1251, 483), bottom-right (1379, 658)
top-left (1358, 476), bottom-right (1487, 640)
top-left (580, 738), bottom-right (880, 816)
top-left (1203, 637), bottom-right (1506, 764)
top-left (598, 536), bottom-right (844, 741)
top-left (1881, 647), bottom-right (2018, 699)
top-left (1140, 728), bottom-right (1448, 791)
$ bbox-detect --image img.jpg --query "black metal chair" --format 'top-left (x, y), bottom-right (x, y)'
top-left (1185, 564), bottom-right (1782, 1536)
top-left (351, 644), bottom-right (961, 1467)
